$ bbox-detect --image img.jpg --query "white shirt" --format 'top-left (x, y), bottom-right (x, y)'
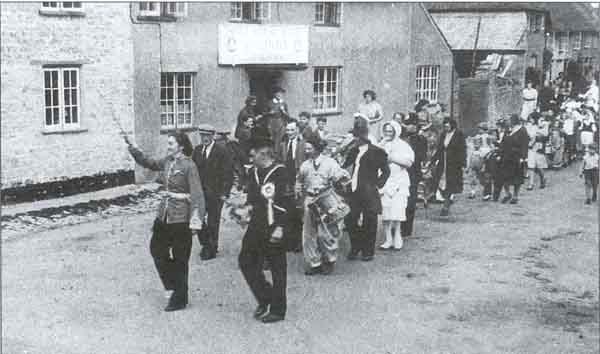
top-left (563, 118), bottom-right (575, 135)
top-left (351, 144), bottom-right (369, 192)
top-left (288, 136), bottom-right (298, 160)
top-left (202, 141), bottom-right (215, 159)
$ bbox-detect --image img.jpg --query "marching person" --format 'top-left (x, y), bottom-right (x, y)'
top-left (343, 117), bottom-right (390, 261)
top-left (265, 86), bottom-right (290, 157)
top-left (238, 137), bottom-right (289, 323)
top-left (296, 137), bottom-right (350, 275)
top-left (126, 131), bottom-right (205, 312)
top-left (431, 117), bottom-right (467, 216)
top-left (499, 114), bottom-right (529, 204)
top-left (278, 119), bottom-right (306, 253)
top-left (400, 113), bottom-right (427, 238)
top-left (378, 121), bottom-right (414, 250)
top-left (192, 124), bottom-right (234, 260)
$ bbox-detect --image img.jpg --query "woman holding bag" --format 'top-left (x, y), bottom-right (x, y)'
top-left (378, 121), bottom-right (415, 250)
top-left (125, 131), bottom-right (206, 312)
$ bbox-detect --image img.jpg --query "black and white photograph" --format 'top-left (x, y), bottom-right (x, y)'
top-left (1, 1), bottom-right (599, 353)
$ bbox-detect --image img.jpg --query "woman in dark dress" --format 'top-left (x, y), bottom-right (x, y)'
top-left (431, 117), bottom-right (467, 216)
top-left (499, 114), bottom-right (529, 204)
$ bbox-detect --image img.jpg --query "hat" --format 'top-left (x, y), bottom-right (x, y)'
top-left (272, 86), bottom-right (286, 94)
top-left (197, 123), bottom-right (216, 134)
top-left (478, 122), bottom-right (489, 131)
top-left (403, 112), bottom-right (418, 126)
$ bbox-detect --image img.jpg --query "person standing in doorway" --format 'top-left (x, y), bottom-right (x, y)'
top-left (343, 117), bottom-right (390, 261)
top-left (237, 137), bottom-right (289, 323)
top-left (265, 86), bottom-right (290, 157)
top-left (192, 123), bottom-right (234, 260)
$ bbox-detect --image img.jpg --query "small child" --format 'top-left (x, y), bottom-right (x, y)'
top-left (581, 143), bottom-right (599, 204)
top-left (467, 136), bottom-right (485, 199)
top-left (316, 116), bottom-right (329, 140)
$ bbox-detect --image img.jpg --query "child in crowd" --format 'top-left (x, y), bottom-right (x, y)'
top-left (581, 143), bottom-right (599, 204)
top-left (549, 120), bottom-right (564, 169)
top-left (316, 116), bottom-right (329, 140)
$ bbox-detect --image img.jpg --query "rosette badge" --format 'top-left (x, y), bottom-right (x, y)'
top-left (261, 182), bottom-right (276, 225)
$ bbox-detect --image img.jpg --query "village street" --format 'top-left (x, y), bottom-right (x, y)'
top-left (2, 163), bottom-right (599, 354)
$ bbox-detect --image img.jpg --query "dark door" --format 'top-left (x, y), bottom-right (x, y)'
top-left (248, 70), bottom-right (282, 114)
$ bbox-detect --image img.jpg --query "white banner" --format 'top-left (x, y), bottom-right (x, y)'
top-left (218, 23), bottom-right (309, 65)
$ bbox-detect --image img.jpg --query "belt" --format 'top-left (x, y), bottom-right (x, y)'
top-left (306, 187), bottom-right (331, 197)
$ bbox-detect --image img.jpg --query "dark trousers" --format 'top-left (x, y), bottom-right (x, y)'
top-left (344, 193), bottom-right (379, 257)
top-left (238, 226), bottom-right (287, 316)
top-left (197, 194), bottom-right (224, 254)
top-left (151, 219), bottom-right (192, 304)
top-left (283, 196), bottom-right (303, 252)
top-left (401, 185), bottom-right (417, 237)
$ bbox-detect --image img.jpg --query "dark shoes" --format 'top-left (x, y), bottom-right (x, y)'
top-left (261, 312), bottom-right (285, 323)
top-left (592, 194), bottom-right (597, 202)
top-left (164, 293), bottom-right (188, 312)
top-left (304, 266), bottom-right (321, 276)
top-left (361, 255), bottom-right (374, 262)
top-left (585, 199), bottom-right (591, 205)
top-left (347, 250), bottom-right (360, 261)
top-left (321, 262), bottom-right (335, 275)
top-left (440, 207), bottom-right (449, 217)
top-left (253, 304), bottom-right (269, 319)
top-left (200, 247), bottom-right (216, 261)
top-left (501, 194), bottom-right (512, 204)
top-left (509, 198), bottom-right (519, 204)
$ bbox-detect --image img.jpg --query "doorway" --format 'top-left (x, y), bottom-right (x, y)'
top-left (247, 70), bottom-right (283, 113)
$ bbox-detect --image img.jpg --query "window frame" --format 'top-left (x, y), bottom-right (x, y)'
top-left (557, 32), bottom-right (569, 53)
top-left (572, 31), bottom-right (582, 51)
top-left (312, 66), bottom-right (341, 114)
top-left (528, 13), bottom-right (543, 33)
top-left (160, 72), bottom-right (194, 130)
top-left (229, 2), bottom-right (270, 23)
top-left (139, 2), bottom-right (161, 17)
top-left (39, 2), bottom-right (84, 16)
top-left (43, 66), bottom-right (81, 133)
top-left (314, 2), bottom-right (342, 27)
top-left (415, 65), bottom-right (440, 104)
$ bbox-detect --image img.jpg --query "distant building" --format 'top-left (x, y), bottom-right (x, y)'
top-left (1, 3), bottom-right (135, 203)
top-left (131, 1), bottom-right (455, 180)
top-left (426, 2), bottom-right (550, 86)
top-left (543, 3), bottom-right (600, 82)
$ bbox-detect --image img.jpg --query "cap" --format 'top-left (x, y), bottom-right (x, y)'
top-left (197, 123), bottom-right (216, 134)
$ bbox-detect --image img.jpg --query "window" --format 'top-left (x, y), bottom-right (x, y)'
top-left (41, 2), bottom-right (82, 10)
top-left (314, 2), bottom-right (341, 26)
top-left (572, 32), bottom-right (582, 51)
top-left (230, 2), bottom-right (270, 22)
top-left (529, 13), bottom-right (543, 33)
top-left (557, 32), bottom-right (569, 53)
top-left (415, 65), bottom-right (440, 103)
top-left (583, 32), bottom-right (595, 49)
top-left (43, 67), bottom-right (80, 131)
top-left (160, 73), bottom-right (193, 129)
top-left (139, 2), bottom-right (187, 17)
top-left (313, 67), bottom-right (339, 113)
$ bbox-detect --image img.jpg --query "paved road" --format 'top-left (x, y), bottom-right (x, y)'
top-left (2, 163), bottom-right (598, 354)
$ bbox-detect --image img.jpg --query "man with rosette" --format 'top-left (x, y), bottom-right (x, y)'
top-left (237, 136), bottom-right (289, 323)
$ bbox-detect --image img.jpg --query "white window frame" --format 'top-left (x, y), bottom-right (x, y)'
top-left (163, 2), bottom-right (187, 17)
top-left (230, 2), bottom-right (270, 22)
top-left (314, 2), bottom-right (342, 26)
top-left (572, 32), bottom-right (582, 51)
top-left (160, 73), bottom-right (194, 130)
top-left (583, 32), bottom-right (593, 49)
top-left (557, 32), bottom-right (569, 53)
top-left (312, 67), bottom-right (340, 114)
top-left (43, 67), bottom-right (81, 132)
top-left (41, 2), bottom-right (83, 11)
top-left (139, 2), bottom-right (160, 16)
top-left (415, 65), bottom-right (440, 104)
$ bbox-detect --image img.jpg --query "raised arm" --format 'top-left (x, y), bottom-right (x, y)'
top-left (128, 145), bottom-right (166, 172)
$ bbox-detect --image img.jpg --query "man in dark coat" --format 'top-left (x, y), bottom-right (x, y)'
top-left (499, 114), bottom-right (529, 204)
top-left (192, 123), bottom-right (234, 260)
top-left (431, 117), bottom-right (466, 216)
top-left (278, 119), bottom-right (307, 252)
top-left (343, 117), bottom-right (390, 261)
top-left (238, 137), bottom-right (289, 323)
top-left (400, 113), bottom-right (427, 237)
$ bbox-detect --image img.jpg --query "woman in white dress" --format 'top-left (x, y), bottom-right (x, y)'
top-left (357, 89), bottom-right (384, 142)
top-left (377, 121), bottom-right (415, 250)
top-left (525, 114), bottom-right (548, 190)
top-left (521, 81), bottom-right (538, 120)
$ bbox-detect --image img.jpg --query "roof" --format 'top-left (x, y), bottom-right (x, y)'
top-left (431, 12), bottom-right (528, 51)
top-left (543, 3), bottom-right (600, 32)
top-left (425, 2), bottom-right (548, 13)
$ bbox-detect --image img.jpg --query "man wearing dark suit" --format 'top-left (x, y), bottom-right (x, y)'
top-left (264, 86), bottom-right (290, 157)
top-left (400, 113), bottom-right (427, 238)
top-left (192, 123), bottom-right (234, 260)
top-left (343, 118), bottom-right (390, 261)
top-left (278, 119), bottom-right (307, 252)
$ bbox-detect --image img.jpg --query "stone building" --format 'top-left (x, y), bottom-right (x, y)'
top-left (131, 1), bottom-right (455, 180)
top-left (1, 2), bottom-right (135, 202)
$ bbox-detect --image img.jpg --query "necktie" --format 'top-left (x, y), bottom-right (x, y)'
top-left (203, 146), bottom-right (208, 160)
top-left (287, 140), bottom-right (294, 162)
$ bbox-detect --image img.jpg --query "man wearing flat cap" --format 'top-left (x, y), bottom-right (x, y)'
top-left (192, 123), bottom-right (234, 260)
top-left (264, 86), bottom-right (290, 157)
